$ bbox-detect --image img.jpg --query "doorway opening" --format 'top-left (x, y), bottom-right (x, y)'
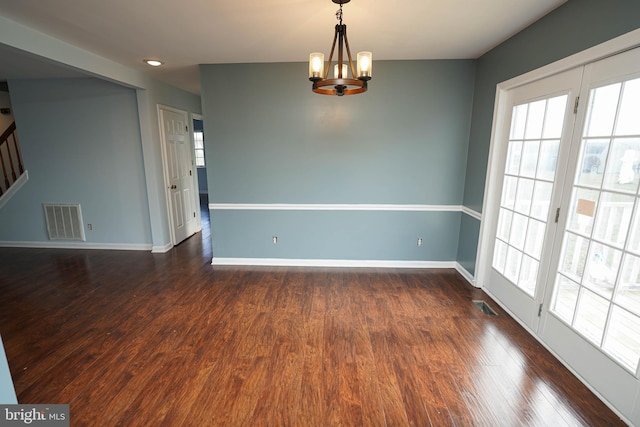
top-left (192, 115), bottom-right (210, 245)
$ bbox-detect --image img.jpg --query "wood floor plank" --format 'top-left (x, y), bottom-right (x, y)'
top-left (299, 276), bottom-right (327, 427)
top-left (0, 229), bottom-right (627, 426)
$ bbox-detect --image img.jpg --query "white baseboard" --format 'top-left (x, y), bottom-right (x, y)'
top-left (211, 257), bottom-right (457, 269)
top-left (151, 242), bottom-right (173, 253)
top-left (455, 262), bottom-right (477, 287)
top-left (0, 241), bottom-right (152, 251)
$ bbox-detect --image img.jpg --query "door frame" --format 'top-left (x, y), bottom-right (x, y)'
top-left (158, 104), bottom-right (199, 246)
top-left (190, 112), bottom-right (204, 233)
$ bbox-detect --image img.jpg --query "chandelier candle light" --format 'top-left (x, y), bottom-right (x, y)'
top-left (308, 0), bottom-right (372, 96)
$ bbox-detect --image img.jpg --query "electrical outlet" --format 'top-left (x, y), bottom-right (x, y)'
top-left (87, 224), bottom-right (93, 231)
top-left (272, 236), bottom-right (278, 244)
top-left (417, 237), bottom-right (423, 247)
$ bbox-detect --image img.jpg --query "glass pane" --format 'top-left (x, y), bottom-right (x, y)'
top-left (566, 188), bottom-right (599, 236)
top-left (525, 100), bottom-right (546, 140)
top-left (585, 83), bottom-right (621, 137)
top-left (602, 138), bottom-right (640, 193)
top-left (531, 181), bottom-right (553, 221)
top-left (524, 219), bottom-right (545, 260)
top-left (518, 255), bottom-right (539, 296)
top-left (559, 233), bottom-right (589, 282)
top-left (552, 274), bottom-right (579, 324)
top-left (592, 192), bottom-right (634, 248)
top-left (195, 151), bottom-right (205, 167)
top-left (510, 213), bottom-right (528, 251)
top-left (537, 140), bottom-right (560, 181)
top-left (542, 95), bottom-right (568, 139)
top-left (583, 243), bottom-right (621, 299)
top-left (506, 140), bottom-right (523, 175)
top-left (505, 246), bottom-right (523, 284)
top-left (510, 104), bottom-right (527, 140)
top-left (501, 176), bottom-right (518, 210)
top-left (628, 208), bottom-right (640, 255)
top-left (615, 78), bottom-right (640, 136)
top-left (577, 139), bottom-right (609, 187)
top-left (603, 306), bottom-right (640, 372)
top-left (615, 254), bottom-right (640, 316)
top-left (496, 208), bottom-right (513, 242)
top-left (574, 289), bottom-right (609, 346)
top-left (493, 240), bottom-right (508, 274)
top-left (514, 178), bottom-right (534, 215)
top-left (520, 141), bottom-right (540, 178)
top-left (194, 133), bottom-right (204, 149)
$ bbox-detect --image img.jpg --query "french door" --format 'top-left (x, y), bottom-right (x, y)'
top-left (483, 47), bottom-right (640, 422)
top-left (484, 67), bottom-right (582, 332)
top-left (540, 47), bottom-right (640, 419)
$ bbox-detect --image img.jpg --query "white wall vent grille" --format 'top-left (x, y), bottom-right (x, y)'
top-left (43, 203), bottom-right (86, 241)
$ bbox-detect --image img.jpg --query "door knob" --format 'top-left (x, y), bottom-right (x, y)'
top-left (170, 184), bottom-right (177, 189)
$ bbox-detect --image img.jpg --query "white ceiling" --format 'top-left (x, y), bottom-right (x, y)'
top-left (0, 0), bottom-right (567, 94)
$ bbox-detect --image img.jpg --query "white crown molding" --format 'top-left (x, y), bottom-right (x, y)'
top-left (0, 241), bottom-right (152, 251)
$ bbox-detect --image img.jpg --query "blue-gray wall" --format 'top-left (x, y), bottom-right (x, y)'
top-left (201, 60), bottom-right (476, 262)
top-left (197, 168), bottom-right (208, 195)
top-left (458, 0), bottom-right (640, 276)
top-left (457, 213), bottom-right (480, 276)
top-left (0, 335), bottom-right (16, 404)
top-left (464, 0), bottom-right (640, 212)
top-left (0, 78), bottom-right (152, 246)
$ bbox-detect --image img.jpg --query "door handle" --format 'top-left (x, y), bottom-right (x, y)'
top-left (170, 184), bottom-right (177, 189)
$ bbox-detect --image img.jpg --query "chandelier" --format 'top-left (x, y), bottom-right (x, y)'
top-left (308, 0), bottom-right (372, 96)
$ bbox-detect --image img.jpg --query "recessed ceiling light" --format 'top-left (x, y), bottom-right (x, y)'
top-left (143, 59), bottom-right (163, 67)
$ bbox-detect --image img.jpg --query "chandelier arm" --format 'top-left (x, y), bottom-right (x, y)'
top-left (342, 26), bottom-right (357, 79)
top-left (337, 25), bottom-right (344, 78)
top-left (324, 25), bottom-right (340, 80)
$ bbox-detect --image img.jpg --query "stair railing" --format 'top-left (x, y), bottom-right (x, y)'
top-left (0, 122), bottom-right (24, 196)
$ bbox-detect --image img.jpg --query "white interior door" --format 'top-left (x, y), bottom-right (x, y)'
top-left (160, 107), bottom-right (197, 245)
top-left (484, 68), bottom-right (583, 332)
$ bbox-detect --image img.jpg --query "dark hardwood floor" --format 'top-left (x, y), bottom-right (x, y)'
top-left (0, 202), bottom-right (625, 425)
